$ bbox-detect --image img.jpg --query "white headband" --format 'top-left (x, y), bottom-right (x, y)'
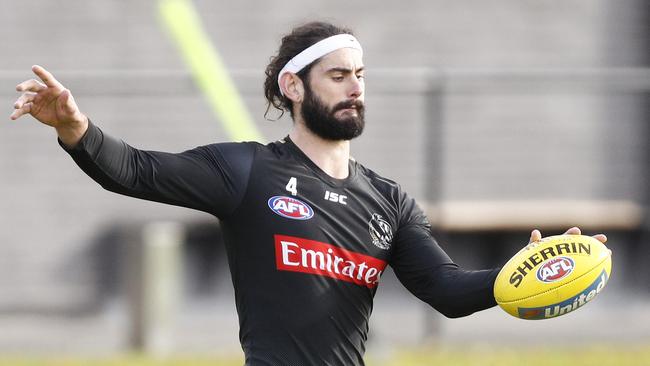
top-left (278, 34), bottom-right (363, 95)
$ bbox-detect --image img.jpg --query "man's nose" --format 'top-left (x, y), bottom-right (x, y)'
top-left (348, 77), bottom-right (363, 98)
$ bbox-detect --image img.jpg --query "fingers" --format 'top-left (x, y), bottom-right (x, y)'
top-left (13, 92), bottom-right (37, 109)
top-left (16, 78), bottom-right (47, 93)
top-left (592, 234), bottom-right (607, 244)
top-left (31, 65), bottom-right (63, 89)
top-left (529, 227), bottom-right (607, 245)
top-left (10, 102), bottom-right (32, 120)
top-left (529, 229), bottom-right (542, 243)
top-left (15, 65), bottom-right (63, 92)
top-left (563, 227), bottom-right (607, 244)
top-left (10, 92), bottom-right (37, 120)
top-left (563, 226), bottom-right (581, 235)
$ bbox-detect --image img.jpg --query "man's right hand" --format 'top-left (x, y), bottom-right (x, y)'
top-left (10, 65), bottom-right (88, 147)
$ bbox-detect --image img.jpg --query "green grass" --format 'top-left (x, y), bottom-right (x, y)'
top-left (386, 344), bottom-right (650, 366)
top-left (0, 356), bottom-right (241, 366)
top-left (1, 345), bottom-right (649, 366)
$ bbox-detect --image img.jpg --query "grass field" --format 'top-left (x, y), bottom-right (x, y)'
top-left (1, 344), bottom-right (649, 366)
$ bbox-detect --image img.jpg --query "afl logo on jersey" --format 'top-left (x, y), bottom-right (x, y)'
top-left (369, 213), bottom-right (393, 250)
top-left (268, 196), bottom-right (314, 220)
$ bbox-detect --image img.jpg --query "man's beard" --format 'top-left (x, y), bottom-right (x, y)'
top-left (300, 86), bottom-right (365, 141)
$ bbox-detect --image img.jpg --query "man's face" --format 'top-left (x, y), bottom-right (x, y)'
top-left (300, 48), bottom-right (365, 141)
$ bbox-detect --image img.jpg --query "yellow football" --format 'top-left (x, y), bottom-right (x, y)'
top-left (494, 234), bottom-right (611, 320)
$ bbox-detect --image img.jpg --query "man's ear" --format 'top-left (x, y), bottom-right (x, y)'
top-left (280, 73), bottom-right (304, 103)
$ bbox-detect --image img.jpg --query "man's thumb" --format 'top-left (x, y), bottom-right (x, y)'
top-left (57, 89), bottom-right (76, 115)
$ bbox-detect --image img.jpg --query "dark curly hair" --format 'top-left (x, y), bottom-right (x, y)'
top-left (263, 21), bottom-right (355, 120)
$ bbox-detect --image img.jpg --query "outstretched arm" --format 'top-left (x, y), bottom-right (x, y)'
top-left (390, 193), bottom-right (607, 319)
top-left (391, 220), bottom-right (500, 318)
top-left (10, 66), bottom-right (255, 218)
top-left (390, 194), bottom-right (500, 318)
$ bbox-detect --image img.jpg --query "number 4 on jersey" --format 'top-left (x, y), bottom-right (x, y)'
top-left (286, 177), bottom-right (298, 196)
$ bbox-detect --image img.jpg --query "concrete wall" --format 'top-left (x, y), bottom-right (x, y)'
top-left (0, 0), bottom-right (647, 353)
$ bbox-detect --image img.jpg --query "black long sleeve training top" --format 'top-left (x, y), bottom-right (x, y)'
top-left (61, 121), bottom-right (499, 366)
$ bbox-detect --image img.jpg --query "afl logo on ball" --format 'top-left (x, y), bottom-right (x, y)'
top-left (369, 213), bottom-right (393, 250)
top-left (536, 256), bottom-right (575, 283)
top-left (268, 196), bottom-right (314, 220)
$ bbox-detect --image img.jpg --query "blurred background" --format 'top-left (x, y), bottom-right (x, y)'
top-left (0, 0), bottom-right (649, 364)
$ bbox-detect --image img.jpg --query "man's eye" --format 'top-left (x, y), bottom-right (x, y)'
top-left (356, 74), bottom-right (365, 80)
top-left (332, 76), bottom-right (344, 81)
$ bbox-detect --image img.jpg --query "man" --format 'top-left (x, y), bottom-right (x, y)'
top-left (11, 21), bottom-right (606, 365)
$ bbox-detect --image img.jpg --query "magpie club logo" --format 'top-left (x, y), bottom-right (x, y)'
top-left (368, 213), bottom-right (393, 250)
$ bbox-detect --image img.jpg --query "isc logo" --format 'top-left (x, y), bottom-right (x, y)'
top-left (268, 196), bottom-right (314, 220)
top-left (324, 190), bottom-right (347, 205)
top-left (536, 256), bottom-right (575, 283)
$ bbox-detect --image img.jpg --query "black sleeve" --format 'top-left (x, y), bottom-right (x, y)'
top-left (390, 192), bottom-right (499, 318)
top-left (58, 120), bottom-right (256, 218)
